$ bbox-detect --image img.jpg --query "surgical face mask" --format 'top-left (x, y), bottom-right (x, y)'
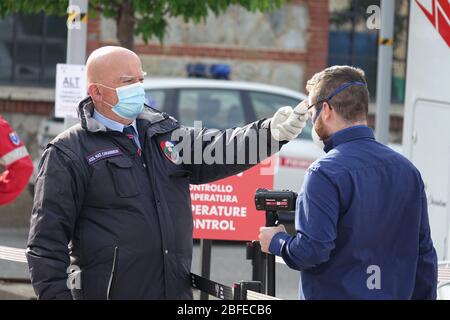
top-left (309, 101), bottom-right (325, 149)
top-left (97, 82), bottom-right (146, 120)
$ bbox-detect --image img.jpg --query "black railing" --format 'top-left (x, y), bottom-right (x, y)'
top-left (190, 273), bottom-right (281, 300)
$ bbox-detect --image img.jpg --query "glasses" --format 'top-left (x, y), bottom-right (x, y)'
top-left (307, 99), bottom-right (328, 124)
top-left (307, 99), bottom-right (328, 111)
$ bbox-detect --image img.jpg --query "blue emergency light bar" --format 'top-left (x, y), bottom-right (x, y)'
top-left (186, 63), bottom-right (231, 80)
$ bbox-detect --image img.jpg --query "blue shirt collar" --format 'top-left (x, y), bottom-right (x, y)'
top-left (323, 125), bottom-right (375, 153)
top-left (93, 109), bottom-right (138, 134)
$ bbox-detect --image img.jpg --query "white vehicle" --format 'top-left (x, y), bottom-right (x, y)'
top-left (402, 0), bottom-right (450, 261)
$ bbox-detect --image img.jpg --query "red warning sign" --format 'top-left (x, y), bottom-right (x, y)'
top-left (191, 157), bottom-right (275, 241)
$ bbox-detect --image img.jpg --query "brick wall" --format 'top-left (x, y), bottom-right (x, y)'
top-left (302, 0), bottom-right (330, 83)
top-left (0, 100), bottom-right (53, 115)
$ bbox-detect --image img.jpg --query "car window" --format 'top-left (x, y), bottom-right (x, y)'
top-left (145, 89), bottom-right (166, 111)
top-left (249, 91), bottom-right (312, 140)
top-left (177, 89), bottom-right (245, 129)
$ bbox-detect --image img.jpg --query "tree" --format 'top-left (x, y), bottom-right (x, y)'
top-left (0, 0), bottom-right (285, 50)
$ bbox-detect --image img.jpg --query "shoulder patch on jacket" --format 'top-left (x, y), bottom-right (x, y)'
top-left (86, 148), bottom-right (122, 165)
top-left (159, 140), bottom-right (179, 163)
top-left (9, 132), bottom-right (21, 146)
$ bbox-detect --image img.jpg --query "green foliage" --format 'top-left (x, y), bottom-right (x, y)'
top-left (0, 0), bottom-right (68, 16)
top-left (0, 0), bottom-right (285, 45)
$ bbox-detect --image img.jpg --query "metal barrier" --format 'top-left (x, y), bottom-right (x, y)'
top-left (245, 290), bottom-right (281, 301)
top-left (0, 245), bottom-right (280, 300)
top-left (438, 261), bottom-right (450, 300)
top-left (0, 245), bottom-right (26, 263)
top-left (190, 273), bottom-right (281, 300)
top-left (4, 244), bottom-right (447, 300)
top-left (246, 240), bottom-right (285, 297)
top-left (190, 273), bottom-right (235, 300)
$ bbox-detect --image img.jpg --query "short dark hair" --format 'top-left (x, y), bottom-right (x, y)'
top-left (306, 65), bottom-right (369, 123)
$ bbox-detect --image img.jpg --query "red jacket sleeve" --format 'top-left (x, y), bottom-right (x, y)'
top-left (0, 116), bottom-right (34, 206)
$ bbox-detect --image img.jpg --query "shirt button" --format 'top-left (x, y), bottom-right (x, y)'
top-left (164, 249), bottom-right (169, 255)
top-left (143, 163), bottom-right (147, 168)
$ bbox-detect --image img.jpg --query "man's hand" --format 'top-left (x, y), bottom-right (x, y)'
top-left (270, 100), bottom-right (309, 141)
top-left (259, 224), bottom-right (287, 253)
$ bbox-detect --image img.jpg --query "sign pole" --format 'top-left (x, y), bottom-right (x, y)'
top-left (375, 0), bottom-right (395, 144)
top-left (265, 210), bottom-right (278, 296)
top-left (64, 0), bottom-right (88, 127)
top-left (66, 0), bottom-right (88, 65)
top-left (199, 239), bottom-right (212, 300)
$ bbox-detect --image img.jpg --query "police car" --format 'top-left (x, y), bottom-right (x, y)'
top-left (143, 77), bottom-right (322, 193)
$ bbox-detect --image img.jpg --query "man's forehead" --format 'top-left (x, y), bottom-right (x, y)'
top-left (109, 62), bottom-right (144, 81)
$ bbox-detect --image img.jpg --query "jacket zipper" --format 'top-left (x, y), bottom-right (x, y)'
top-left (106, 246), bottom-right (119, 300)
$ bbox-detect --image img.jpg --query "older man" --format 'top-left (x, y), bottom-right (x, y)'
top-left (26, 46), bottom-right (308, 300)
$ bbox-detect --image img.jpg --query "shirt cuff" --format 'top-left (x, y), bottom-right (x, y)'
top-left (269, 232), bottom-right (291, 256)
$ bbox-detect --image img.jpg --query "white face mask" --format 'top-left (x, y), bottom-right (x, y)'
top-left (312, 125), bottom-right (325, 150)
top-left (310, 95), bottom-right (325, 150)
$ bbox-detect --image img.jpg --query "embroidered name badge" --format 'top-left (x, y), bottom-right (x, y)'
top-left (86, 148), bottom-right (122, 165)
top-left (9, 132), bottom-right (20, 146)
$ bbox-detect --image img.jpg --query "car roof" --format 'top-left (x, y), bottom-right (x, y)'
top-left (143, 78), bottom-right (307, 100)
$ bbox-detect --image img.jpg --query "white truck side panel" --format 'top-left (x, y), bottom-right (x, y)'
top-left (403, 0), bottom-right (450, 259)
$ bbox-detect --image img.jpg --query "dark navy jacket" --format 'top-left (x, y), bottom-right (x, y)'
top-left (27, 97), bottom-right (278, 300)
top-left (270, 125), bottom-right (438, 300)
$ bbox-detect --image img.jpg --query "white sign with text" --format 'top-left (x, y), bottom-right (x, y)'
top-left (55, 63), bottom-right (86, 118)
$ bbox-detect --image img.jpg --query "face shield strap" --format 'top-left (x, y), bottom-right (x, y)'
top-left (311, 81), bottom-right (366, 124)
top-left (325, 81), bottom-right (366, 101)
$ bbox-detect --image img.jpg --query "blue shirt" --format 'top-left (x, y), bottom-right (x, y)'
top-left (93, 109), bottom-right (141, 149)
top-left (270, 125), bottom-right (437, 299)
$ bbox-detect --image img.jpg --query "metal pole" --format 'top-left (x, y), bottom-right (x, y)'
top-left (265, 211), bottom-right (278, 296)
top-left (247, 241), bottom-right (261, 283)
top-left (66, 0), bottom-right (88, 65)
top-left (64, 0), bottom-right (88, 126)
top-left (199, 239), bottom-right (212, 300)
top-left (247, 241), bottom-right (266, 293)
top-left (375, 0), bottom-right (396, 144)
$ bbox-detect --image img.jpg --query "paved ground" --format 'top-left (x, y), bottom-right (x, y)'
top-left (0, 228), bottom-right (299, 300)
